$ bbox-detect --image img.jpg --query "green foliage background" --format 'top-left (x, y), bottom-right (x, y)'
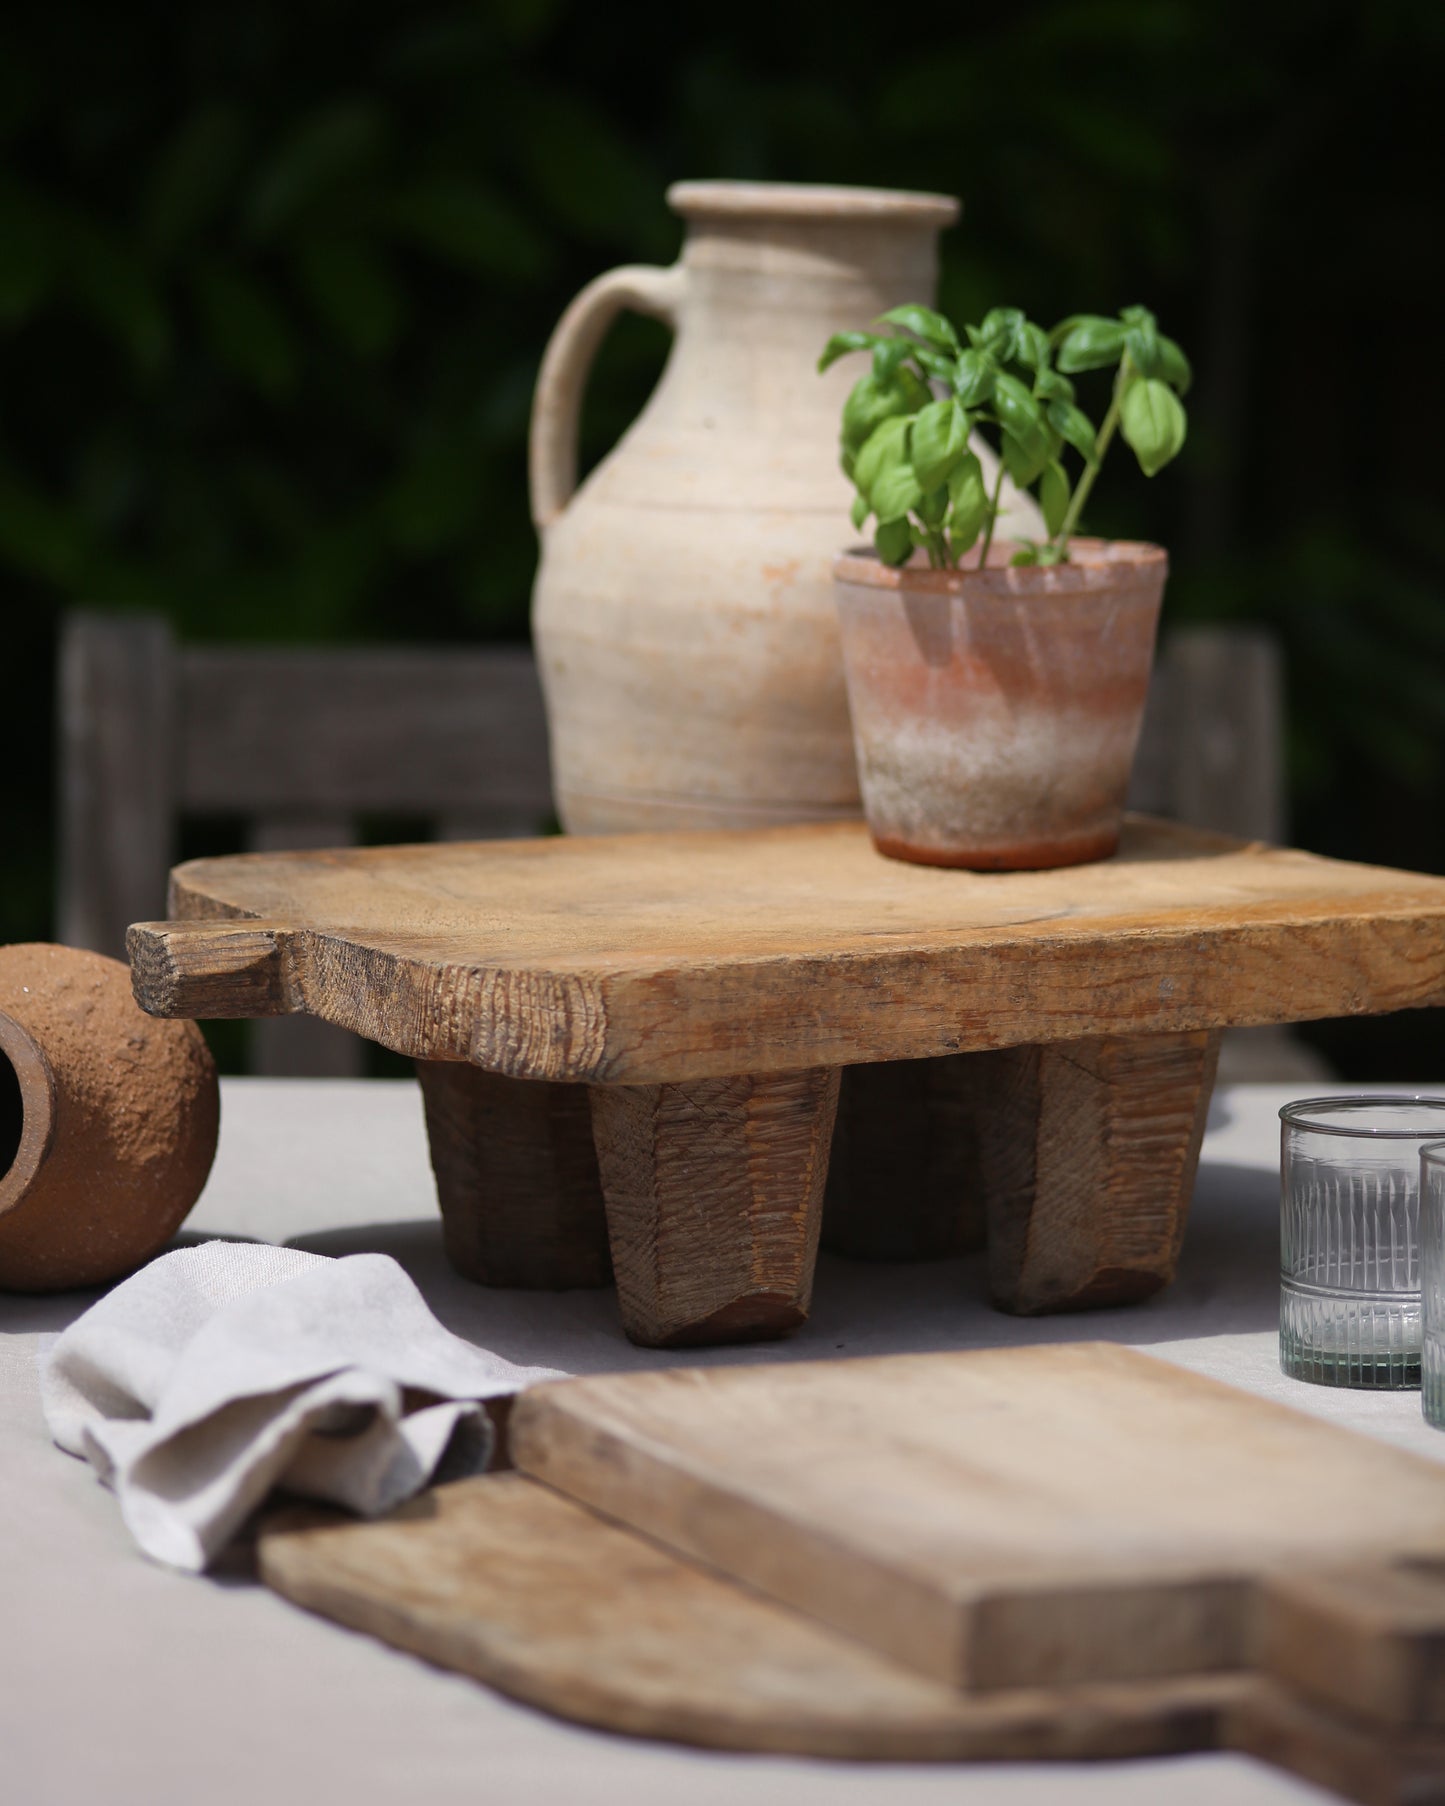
top-left (3, 0), bottom-right (1442, 1071)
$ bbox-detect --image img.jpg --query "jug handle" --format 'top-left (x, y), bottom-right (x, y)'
top-left (529, 263), bottom-right (688, 531)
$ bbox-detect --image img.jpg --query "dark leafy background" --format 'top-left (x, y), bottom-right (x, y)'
top-left (3, 0), bottom-right (1442, 1073)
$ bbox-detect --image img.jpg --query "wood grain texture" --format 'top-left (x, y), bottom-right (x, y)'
top-left (1227, 1678), bottom-right (1445, 1806)
top-left (824, 1056), bottom-right (986, 1260)
top-left (126, 917), bottom-right (297, 1019)
top-left (589, 1068), bottom-right (838, 1346)
top-left (510, 1344), bottom-right (1445, 1693)
top-left (253, 1464), bottom-right (1445, 1796)
top-left (416, 1062), bottom-right (609, 1289)
top-left (130, 818), bottom-right (1445, 1083)
top-left (1259, 1563), bottom-right (1445, 1730)
top-left (256, 1472), bottom-right (1239, 1763)
top-left (977, 1030), bottom-right (1221, 1313)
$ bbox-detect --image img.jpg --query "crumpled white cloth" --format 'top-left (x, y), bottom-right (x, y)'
top-left (41, 1242), bottom-right (565, 1572)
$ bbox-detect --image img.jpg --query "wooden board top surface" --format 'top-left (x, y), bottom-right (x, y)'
top-left (509, 1342), bottom-right (1445, 1689)
top-left (131, 817), bottom-right (1445, 1081)
top-left (256, 1470), bottom-right (1240, 1763)
top-left (256, 1472), bottom-right (1441, 1791)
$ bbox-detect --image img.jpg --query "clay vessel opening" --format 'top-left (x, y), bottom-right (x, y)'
top-left (0, 1046), bottom-right (21, 1183)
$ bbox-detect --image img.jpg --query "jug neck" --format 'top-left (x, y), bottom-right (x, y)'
top-left (668, 181), bottom-right (958, 352)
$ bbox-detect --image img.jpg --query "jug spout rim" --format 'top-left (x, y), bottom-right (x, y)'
top-left (666, 180), bottom-right (959, 227)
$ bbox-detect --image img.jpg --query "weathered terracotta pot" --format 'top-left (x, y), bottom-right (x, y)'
top-left (833, 540), bottom-right (1168, 870)
top-left (0, 944), bottom-right (219, 1290)
top-left (530, 179), bottom-right (1044, 833)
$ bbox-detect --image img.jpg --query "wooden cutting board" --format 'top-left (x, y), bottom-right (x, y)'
top-left (258, 1473), bottom-right (1241, 1764)
top-left (509, 1343), bottom-right (1445, 1691)
top-left (258, 1346), bottom-right (1445, 1801)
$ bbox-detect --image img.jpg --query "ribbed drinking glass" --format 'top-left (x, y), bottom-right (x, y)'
top-left (1279, 1096), bottom-right (1445, 1388)
top-left (1422, 1141), bottom-right (1445, 1426)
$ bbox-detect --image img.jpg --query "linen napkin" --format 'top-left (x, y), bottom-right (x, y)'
top-left (41, 1242), bottom-right (564, 1572)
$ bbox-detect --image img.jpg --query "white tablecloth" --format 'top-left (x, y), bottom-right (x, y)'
top-left (5, 1077), bottom-right (1442, 1806)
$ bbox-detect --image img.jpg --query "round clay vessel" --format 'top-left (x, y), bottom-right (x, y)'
top-left (833, 540), bottom-right (1167, 870)
top-left (530, 178), bottom-right (1045, 834)
top-left (0, 943), bottom-right (219, 1290)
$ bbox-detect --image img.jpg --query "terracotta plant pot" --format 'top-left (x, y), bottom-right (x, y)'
top-left (833, 539), bottom-right (1167, 870)
top-left (0, 943), bottom-right (219, 1291)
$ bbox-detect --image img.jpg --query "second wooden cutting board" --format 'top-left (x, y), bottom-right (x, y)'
top-left (510, 1342), bottom-right (1445, 1691)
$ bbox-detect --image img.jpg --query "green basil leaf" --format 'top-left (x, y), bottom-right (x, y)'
top-left (1046, 399), bottom-right (1098, 464)
top-left (910, 397), bottom-right (971, 491)
top-left (1016, 320), bottom-right (1051, 370)
top-left (1120, 378), bottom-right (1187, 477)
top-left (872, 336), bottom-right (916, 379)
top-left (1056, 317), bottom-right (1127, 374)
top-left (840, 370), bottom-right (926, 452)
top-left (1034, 367), bottom-right (1076, 403)
top-left (871, 453), bottom-right (924, 523)
top-left (1156, 334), bottom-right (1192, 394)
top-left (913, 345), bottom-right (957, 382)
top-left (1003, 437), bottom-right (1049, 488)
top-left (1010, 543), bottom-right (1040, 566)
top-left (953, 348), bottom-right (995, 407)
top-left (817, 330), bottom-right (876, 373)
top-left (1036, 542), bottom-right (1068, 565)
top-left (853, 415), bottom-right (911, 499)
top-left (874, 303), bottom-right (959, 352)
top-left (850, 491), bottom-right (870, 531)
top-left (916, 483), bottom-right (949, 528)
top-left (874, 517), bottom-right (914, 566)
top-left (1124, 319), bottom-right (1163, 379)
top-left (857, 416), bottom-right (926, 523)
top-left (1039, 459), bottom-right (1070, 536)
top-left (1120, 304), bottom-right (1156, 329)
top-left (840, 445), bottom-right (856, 479)
top-left (946, 451), bottom-right (989, 554)
top-left (992, 371), bottom-right (1051, 465)
top-left (978, 305), bottom-right (1025, 360)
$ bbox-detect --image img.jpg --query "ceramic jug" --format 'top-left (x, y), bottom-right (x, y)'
top-left (530, 179), bottom-right (1043, 833)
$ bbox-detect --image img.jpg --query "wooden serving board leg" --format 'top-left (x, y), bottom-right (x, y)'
top-left (589, 1068), bottom-right (840, 1348)
top-left (823, 1057), bottom-right (987, 1260)
top-left (974, 1030), bottom-right (1221, 1315)
top-left (417, 1061), bottom-right (611, 1289)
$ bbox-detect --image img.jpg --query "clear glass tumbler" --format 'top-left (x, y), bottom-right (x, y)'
top-left (1422, 1142), bottom-right (1445, 1426)
top-left (1279, 1096), bottom-right (1445, 1388)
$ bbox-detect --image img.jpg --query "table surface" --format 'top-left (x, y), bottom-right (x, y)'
top-left (5, 1076), bottom-right (1445, 1806)
top-left (133, 818), bottom-right (1445, 1082)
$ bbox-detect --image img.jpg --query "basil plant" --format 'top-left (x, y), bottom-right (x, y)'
top-left (819, 304), bottom-right (1190, 569)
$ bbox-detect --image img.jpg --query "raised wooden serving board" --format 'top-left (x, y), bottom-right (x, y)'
top-left (258, 1346), bottom-right (1445, 1802)
top-left (128, 819), bottom-right (1445, 1345)
top-left (129, 816), bottom-right (1445, 1084)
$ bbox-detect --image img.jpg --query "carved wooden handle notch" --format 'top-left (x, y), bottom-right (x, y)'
top-left (127, 919), bottom-right (302, 1020)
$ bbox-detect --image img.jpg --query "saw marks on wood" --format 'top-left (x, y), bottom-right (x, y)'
top-left (976, 1029), bottom-right (1221, 1312)
top-left (589, 1067), bottom-right (838, 1346)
